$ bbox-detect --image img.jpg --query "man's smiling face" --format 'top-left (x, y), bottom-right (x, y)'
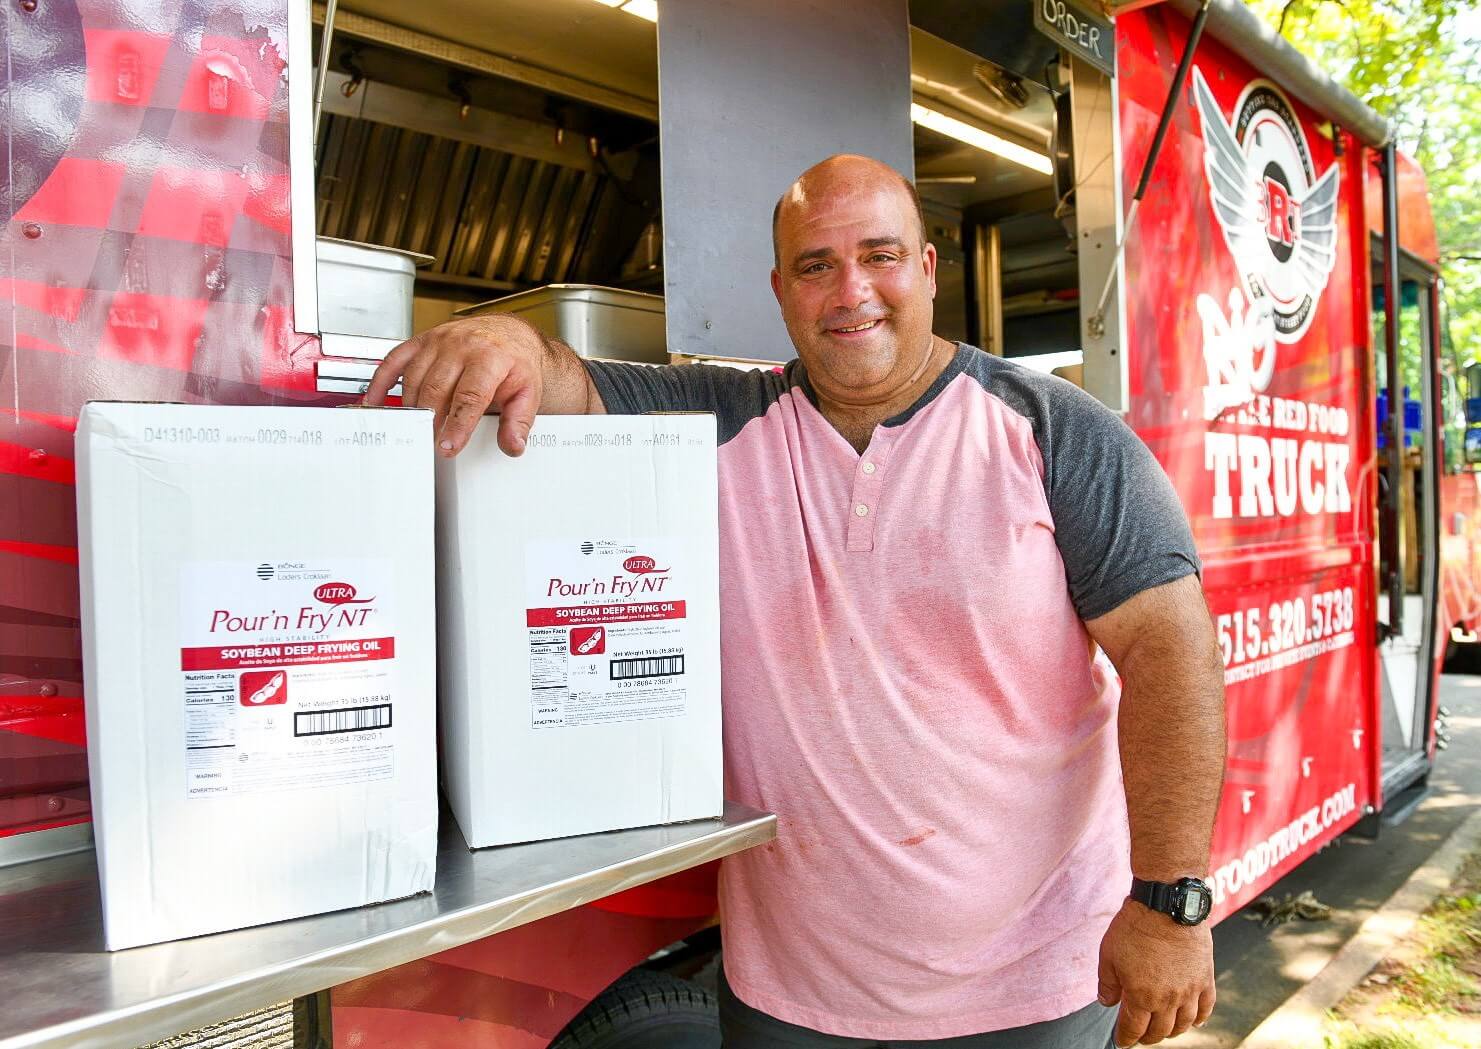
top-left (770, 156), bottom-right (938, 408)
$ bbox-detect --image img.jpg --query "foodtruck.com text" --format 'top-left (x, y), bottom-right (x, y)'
top-left (1211, 782), bottom-right (1358, 904)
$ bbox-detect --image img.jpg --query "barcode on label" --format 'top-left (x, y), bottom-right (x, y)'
top-left (294, 703), bottom-right (392, 737)
top-left (610, 655), bottom-right (685, 680)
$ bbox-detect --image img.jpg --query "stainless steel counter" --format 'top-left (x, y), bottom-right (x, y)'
top-left (0, 803), bottom-right (774, 1049)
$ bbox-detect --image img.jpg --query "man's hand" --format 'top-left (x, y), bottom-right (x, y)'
top-left (363, 315), bottom-right (547, 457)
top-left (1097, 897), bottom-right (1215, 1046)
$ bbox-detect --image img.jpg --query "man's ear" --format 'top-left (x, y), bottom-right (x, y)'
top-left (771, 268), bottom-right (784, 307)
top-left (923, 241), bottom-right (939, 300)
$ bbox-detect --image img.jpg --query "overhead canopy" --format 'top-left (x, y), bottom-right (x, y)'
top-left (1163, 0), bottom-right (1392, 147)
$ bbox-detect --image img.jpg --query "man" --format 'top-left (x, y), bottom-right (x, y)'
top-left (367, 154), bottom-right (1225, 1049)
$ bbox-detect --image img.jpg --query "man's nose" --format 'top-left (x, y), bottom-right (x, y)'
top-left (831, 261), bottom-right (872, 310)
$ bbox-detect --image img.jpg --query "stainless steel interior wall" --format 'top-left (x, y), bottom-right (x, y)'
top-left (657, 0), bottom-right (914, 362)
top-left (315, 112), bottom-right (632, 293)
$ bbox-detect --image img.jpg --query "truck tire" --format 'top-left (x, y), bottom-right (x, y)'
top-left (550, 969), bottom-right (720, 1049)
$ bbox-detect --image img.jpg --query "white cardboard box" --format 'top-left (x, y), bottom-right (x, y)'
top-left (437, 415), bottom-right (721, 848)
top-left (76, 403), bottom-right (438, 950)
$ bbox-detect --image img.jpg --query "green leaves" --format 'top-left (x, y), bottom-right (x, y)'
top-left (1249, 0), bottom-right (1481, 364)
top-left (1248, 0), bottom-right (1452, 121)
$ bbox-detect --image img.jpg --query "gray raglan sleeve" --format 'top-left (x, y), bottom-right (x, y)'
top-left (985, 359), bottom-right (1201, 621)
top-left (583, 359), bottom-right (788, 444)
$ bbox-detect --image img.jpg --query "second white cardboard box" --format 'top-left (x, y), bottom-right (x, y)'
top-left (77, 402), bottom-right (439, 950)
top-left (437, 414), bottom-right (722, 848)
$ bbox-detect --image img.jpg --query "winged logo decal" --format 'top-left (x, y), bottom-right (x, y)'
top-left (1191, 67), bottom-right (1340, 345)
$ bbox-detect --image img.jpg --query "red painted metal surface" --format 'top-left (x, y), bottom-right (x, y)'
top-left (1440, 474), bottom-right (1481, 637)
top-left (1118, 8), bottom-right (1382, 919)
top-left (332, 904), bottom-right (711, 1049)
top-left (1364, 151), bottom-right (1442, 266)
top-left (1429, 277), bottom-right (1447, 763)
top-left (1, 0), bottom-right (328, 839)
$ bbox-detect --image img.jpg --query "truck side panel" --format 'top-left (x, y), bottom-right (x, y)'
top-left (1, 0), bottom-right (324, 842)
top-left (1116, 7), bottom-right (1380, 920)
top-left (333, 901), bottom-right (711, 1048)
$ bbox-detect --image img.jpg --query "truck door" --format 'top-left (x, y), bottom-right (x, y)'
top-left (1373, 244), bottom-right (1443, 805)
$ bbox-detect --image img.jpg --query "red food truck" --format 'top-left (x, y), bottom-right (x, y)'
top-left (0, 0), bottom-right (1460, 1045)
top-left (1115, 9), bottom-right (1448, 918)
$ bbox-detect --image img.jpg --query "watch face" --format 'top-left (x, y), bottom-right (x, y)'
top-left (1181, 892), bottom-right (1206, 922)
top-left (1177, 880), bottom-right (1212, 923)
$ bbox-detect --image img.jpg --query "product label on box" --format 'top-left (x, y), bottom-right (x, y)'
top-left (525, 538), bottom-right (690, 730)
top-left (179, 559), bottom-right (397, 798)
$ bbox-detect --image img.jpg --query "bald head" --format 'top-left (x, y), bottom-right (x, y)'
top-left (771, 154), bottom-right (926, 268)
top-left (767, 153), bottom-right (941, 414)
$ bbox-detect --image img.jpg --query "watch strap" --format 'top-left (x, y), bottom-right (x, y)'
top-left (1130, 876), bottom-right (1176, 915)
top-left (1131, 875), bottom-right (1212, 925)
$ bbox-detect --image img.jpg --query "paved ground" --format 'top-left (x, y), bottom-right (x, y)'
top-left (1179, 671), bottom-right (1481, 1048)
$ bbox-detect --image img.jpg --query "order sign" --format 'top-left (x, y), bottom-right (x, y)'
top-left (1033, 0), bottom-right (1115, 77)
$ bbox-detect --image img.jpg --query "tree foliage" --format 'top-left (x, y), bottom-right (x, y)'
top-left (1248, 0), bottom-right (1481, 361)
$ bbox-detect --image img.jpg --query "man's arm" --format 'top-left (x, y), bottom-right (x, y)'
top-left (1084, 574), bottom-right (1226, 1047)
top-left (364, 315), bottom-right (604, 458)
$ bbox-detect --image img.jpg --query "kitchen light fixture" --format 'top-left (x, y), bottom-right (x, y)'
top-left (591, 0), bottom-right (657, 20)
top-left (910, 103), bottom-right (1052, 176)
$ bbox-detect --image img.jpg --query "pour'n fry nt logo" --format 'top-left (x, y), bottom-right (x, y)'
top-left (314, 581), bottom-right (374, 604)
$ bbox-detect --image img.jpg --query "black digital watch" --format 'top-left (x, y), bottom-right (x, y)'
top-left (1130, 876), bottom-right (1213, 926)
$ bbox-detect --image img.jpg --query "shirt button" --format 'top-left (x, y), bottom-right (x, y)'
top-left (854, 504), bottom-right (870, 517)
top-left (862, 462), bottom-right (877, 475)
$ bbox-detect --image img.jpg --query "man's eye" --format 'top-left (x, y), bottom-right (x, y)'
top-left (867, 253), bottom-right (899, 264)
top-left (802, 262), bottom-right (829, 274)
